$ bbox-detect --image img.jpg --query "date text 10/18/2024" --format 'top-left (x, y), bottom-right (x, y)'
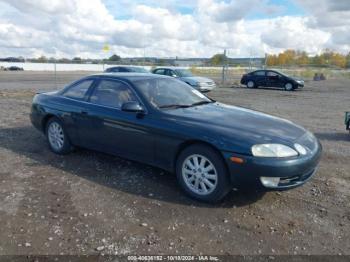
top-left (127, 255), bottom-right (220, 261)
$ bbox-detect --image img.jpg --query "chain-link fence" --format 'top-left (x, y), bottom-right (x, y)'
top-left (190, 65), bottom-right (350, 87)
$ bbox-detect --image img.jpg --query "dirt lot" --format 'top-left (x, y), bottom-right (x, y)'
top-left (0, 71), bottom-right (349, 256)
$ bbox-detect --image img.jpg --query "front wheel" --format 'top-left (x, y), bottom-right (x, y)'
top-left (284, 82), bottom-right (294, 91)
top-left (46, 117), bottom-right (72, 155)
top-left (176, 144), bottom-right (231, 203)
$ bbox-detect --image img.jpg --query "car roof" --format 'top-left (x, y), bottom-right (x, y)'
top-left (89, 73), bottom-right (169, 82)
top-left (250, 69), bottom-right (280, 73)
top-left (153, 67), bottom-right (188, 70)
top-left (106, 66), bottom-right (141, 69)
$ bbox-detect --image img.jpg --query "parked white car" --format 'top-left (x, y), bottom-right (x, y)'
top-left (152, 67), bottom-right (216, 92)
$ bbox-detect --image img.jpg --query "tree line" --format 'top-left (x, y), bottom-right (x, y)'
top-left (266, 49), bottom-right (350, 68)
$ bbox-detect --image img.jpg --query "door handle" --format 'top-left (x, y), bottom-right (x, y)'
top-left (80, 110), bottom-right (89, 115)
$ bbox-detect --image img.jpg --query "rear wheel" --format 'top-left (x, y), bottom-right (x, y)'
top-left (176, 144), bottom-right (230, 203)
top-left (247, 80), bottom-right (256, 88)
top-left (46, 117), bottom-right (72, 155)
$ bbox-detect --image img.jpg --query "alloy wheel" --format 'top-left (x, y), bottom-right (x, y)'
top-left (182, 154), bottom-right (218, 195)
top-left (247, 81), bottom-right (254, 88)
top-left (285, 83), bottom-right (293, 91)
top-left (48, 122), bottom-right (65, 151)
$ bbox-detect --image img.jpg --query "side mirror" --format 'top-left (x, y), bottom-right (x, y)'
top-left (121, 101), bottom-right (144, 113)
top-left (172, 74), bottom-right (178, 77)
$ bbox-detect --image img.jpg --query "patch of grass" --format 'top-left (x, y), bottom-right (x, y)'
top-left (0, 90), bottom-right (35, 99)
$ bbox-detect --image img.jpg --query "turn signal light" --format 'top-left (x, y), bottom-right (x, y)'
top-left (230, 156), bottom-right (244, 164)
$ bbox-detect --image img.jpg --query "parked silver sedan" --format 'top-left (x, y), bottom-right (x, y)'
top-left (152, 67), bottom-right (216, 92)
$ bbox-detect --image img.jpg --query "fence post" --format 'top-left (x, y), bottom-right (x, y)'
top-left (54, 61), bottom-right (57, 89)
top-left (222, 49), bottom-right (227, 85)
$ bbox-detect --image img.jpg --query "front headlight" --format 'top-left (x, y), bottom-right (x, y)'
top-left (251, 144), bottom-right (298, 157)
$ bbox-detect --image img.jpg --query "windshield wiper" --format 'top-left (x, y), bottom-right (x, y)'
top-left (159, 100), bottom-right (214, 109)
top-left (189, 100), bottom-right (214, 107)
top-left (159, 104), bottom-right (191, 109)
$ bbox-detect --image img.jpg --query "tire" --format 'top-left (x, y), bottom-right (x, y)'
top-left (246, 80), bottom-right (256, 88)
top-left (284, 82), bottom-right (294, 91)
top-left (46, 117), bottom-right (72, 155)
top-left (176, 144), bottom-right (231, 203)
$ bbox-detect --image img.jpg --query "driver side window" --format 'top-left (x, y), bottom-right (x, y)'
top-left (89, 80), bottom-right (137, 109)
top-left (267, 71), bottom-right (279, 77)
top-left (166, 70), bottom-right (175, 76)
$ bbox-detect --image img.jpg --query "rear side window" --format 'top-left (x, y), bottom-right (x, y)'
top-left (118, 67), bottom-right (130, 72)
top-left (62, 80), bottom-right (93, 100)
top-left (154, 69), bottom-right (165, 75)
top-left (106, 67), bottom-right (118, 72)
top-left (89, 80), bottom-right (137, 108)
top-left (253, 71), bottom-right (265, 76)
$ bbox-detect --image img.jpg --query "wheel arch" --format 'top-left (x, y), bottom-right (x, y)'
top-left (173, 139), bottom-right (229, 174)
top-left (41, 113), bottom-right (62, 133)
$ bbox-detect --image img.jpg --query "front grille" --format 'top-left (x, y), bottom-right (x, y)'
top-left (279, 169), bottom-right (315, 186)
top-left (279, 176), bottom-right (300, 185)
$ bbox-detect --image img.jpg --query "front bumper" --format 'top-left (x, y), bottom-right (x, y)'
top-left (222, 141), bottom-right (322, 190)
top-left (197, 84), bottom-right (216, 92)
top-left (345, 112), bottom-right (350, 130)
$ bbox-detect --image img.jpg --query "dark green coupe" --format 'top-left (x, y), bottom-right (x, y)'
top-left (30, 73), bottom-right (322, 202)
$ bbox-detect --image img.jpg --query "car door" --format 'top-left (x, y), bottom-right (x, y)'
top-left (60, 78), bottom-right (97, 147)
top-left (252, 71), bottom-right (267, 86)
top-left (266, 71), bottom-right (282, 87)
top-left (81, 78), bottom-right (154, 162)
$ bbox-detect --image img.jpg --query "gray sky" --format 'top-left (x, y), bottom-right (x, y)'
top-left (0, 0), bottom-right (349, 58)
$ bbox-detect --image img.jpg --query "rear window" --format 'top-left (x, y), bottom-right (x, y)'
top-left (253, 71), bottom-right (265, 76)
top-left (62, 79), bottom-right (93, 100)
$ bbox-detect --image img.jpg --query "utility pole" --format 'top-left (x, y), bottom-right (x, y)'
top-left (222, 49), bottom-right (227, 85)
top-left (54, 60), bottom-right (57, 89)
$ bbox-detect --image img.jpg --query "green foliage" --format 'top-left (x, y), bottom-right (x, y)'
top-left (108, 54), bottom-right (121, 61)
top-left (210, 53), bottom-right (227, 65)
top-left (37, 56), bottom-right (48, 63)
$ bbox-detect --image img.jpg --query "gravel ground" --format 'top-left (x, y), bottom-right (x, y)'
top-left (0, 71), bottom-right (349, 256)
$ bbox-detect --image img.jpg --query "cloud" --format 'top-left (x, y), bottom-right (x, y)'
top-left (199, 0), bottom-right (263, 23)
top-left (260, 17), bottom-right (330, 53)
top-left (0, 0), bottom-right (348, 58)
top-left (294, 0), bottom-right (350, 52)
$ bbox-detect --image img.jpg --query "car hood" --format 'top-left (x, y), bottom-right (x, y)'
top-left (292, 77), bottom-right (303, 81)
top-left (163, 103), bottom-right (307, 154)
top-left (179, 76), bottom-right (214, 84)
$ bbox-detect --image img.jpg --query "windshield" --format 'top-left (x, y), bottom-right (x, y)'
top-left (274, 70), bottom-right (292, 78)
top-left (175, 69), bottom-right (193, 77)
top-left (130, 67), bottom-right (149, 73)
top-left (133, 78), bottom-right (211, 109)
